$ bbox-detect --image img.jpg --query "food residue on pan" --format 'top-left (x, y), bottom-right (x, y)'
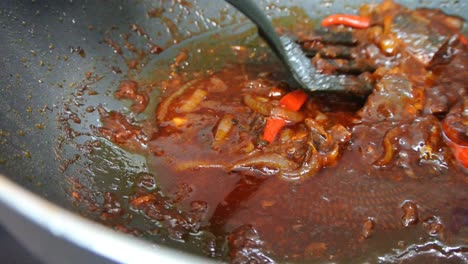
top-left (63, 0), bottom-right (467, 263)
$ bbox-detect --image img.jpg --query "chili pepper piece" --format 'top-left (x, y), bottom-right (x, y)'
top-left (279, 90), bottom-right (309, 111)
top-left (322, 14), bottom-right (370, 29)
top-left (459, 34), bottom-right (468, 48)
top-left (262, 90), bottom-right (309, 143)
top-left (443, 133), bottom-right (468, 168)
top-left (263, 118), bottom-right (286, 143)
top-left (442, 121), bottom-right (468, 168)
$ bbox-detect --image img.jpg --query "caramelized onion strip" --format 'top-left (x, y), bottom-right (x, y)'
top-left (321, 143), bottom-right (340, 166)
top-left (156, 79), bottom-right (199, 121)
top-left (305, 118), bottom-right (332, 150)
top-left (213, 114), bottom-right (235, 145)
top-left (179, 88), bottom-right (207, 113)
top-left (230, 153), bottom-right (297, 172)
top-left (175, 161), bottom-right (226, 171)
top-left (282, 143), bottom-right (322, 181)
top-left (243, 94), bottom-right (272, 116)
top-left (270, 106), bottom-right (305, 123)
top-left (374, 126), bottom-right (400, 166)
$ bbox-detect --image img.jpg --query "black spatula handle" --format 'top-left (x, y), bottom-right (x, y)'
top-left (224, 0), bottom-right (288, 63)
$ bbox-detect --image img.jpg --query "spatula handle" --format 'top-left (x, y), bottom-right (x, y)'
top-left (225, 0), bottom-right (287, 61)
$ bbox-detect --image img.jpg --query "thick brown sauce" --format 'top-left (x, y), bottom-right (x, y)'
top-left (135, 66), bottom-right (465, 262)
top-left (96, 1), bottom-right (468, 263)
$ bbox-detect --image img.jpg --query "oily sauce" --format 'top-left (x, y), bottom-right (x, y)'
top-left (95, 1), bottom-right (468, 263)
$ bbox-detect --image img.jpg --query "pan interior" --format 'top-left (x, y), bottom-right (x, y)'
top-left (0, 0), bottom-right (467, 263)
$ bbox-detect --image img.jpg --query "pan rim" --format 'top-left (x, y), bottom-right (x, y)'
top-left (0, 174), bottom-right (219, 264)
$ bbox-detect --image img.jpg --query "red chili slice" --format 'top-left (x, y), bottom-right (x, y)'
top-left (321, 14), bottom-right (371, 29)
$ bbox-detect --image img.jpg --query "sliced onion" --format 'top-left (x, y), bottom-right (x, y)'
top-left (178, 88), bottom-right (207, 113)
top-left (156, 79), bottom-right (199, 121)
top-left (279, 128), bottom-right (294, 143)
top-left (282, 143), bottom-right (322, 181)
top-left (230, 153), bottom-right (297, 172)
top-left (243, 94), bottom-right (272, 116)
top-left (305, 118), bottom-right (332, 150)
top-left (208, 76), bottom-right (228, 92)
top-left (330, 124), bottom-right (352, 143)
top-left (175, 161), bottom-right (226, 171)
top-left (242, 141), bottom-right (256, 153)
top-left (374, 126), bottom-right (400, 166)
top-left (270, 106), bottom-right (305, 123)
top-left (321, 143), bottom-right (340, 166)
top-left (213, 114), bottom-right (235, 144)
top-left (443, 16), bottom-right (464, 30)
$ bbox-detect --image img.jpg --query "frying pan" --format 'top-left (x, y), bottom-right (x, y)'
top-left (0, 1), bottom-right (466, 263)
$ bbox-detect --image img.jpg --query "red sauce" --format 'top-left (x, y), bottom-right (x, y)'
top-left (94, 1), bottom-right (468, 262)
top-left (114, 80), bottom-right (149, 113)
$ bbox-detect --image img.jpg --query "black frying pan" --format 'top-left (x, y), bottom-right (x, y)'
top-left (0, 1), bottom-right (466, 263)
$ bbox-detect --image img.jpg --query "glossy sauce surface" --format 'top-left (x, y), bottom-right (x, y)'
top-left (96, 1), bottom-right (468, 262)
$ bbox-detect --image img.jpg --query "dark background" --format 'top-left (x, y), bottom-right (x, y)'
top-left (0, 224), bottom-right (42, 264)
